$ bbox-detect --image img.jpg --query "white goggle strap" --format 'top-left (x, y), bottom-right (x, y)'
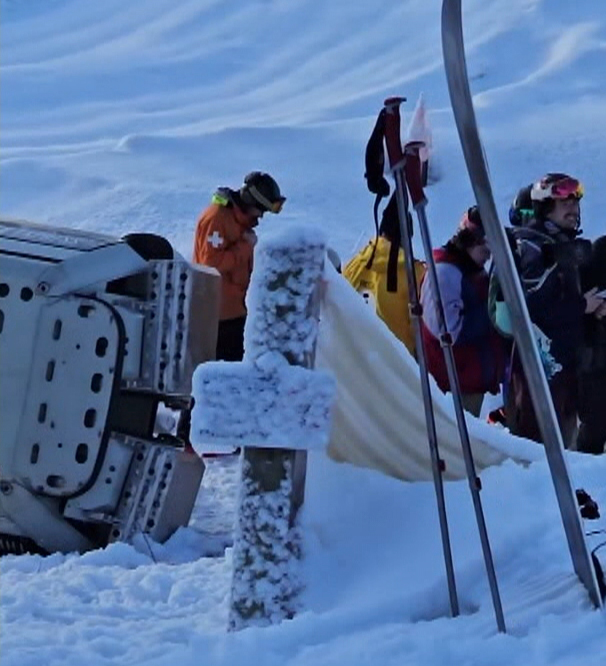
top-left (248, 185), bottom-right (277, 211)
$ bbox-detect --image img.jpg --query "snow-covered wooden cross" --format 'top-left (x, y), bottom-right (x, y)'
top-left (190, 226), bottom-right (336, 630)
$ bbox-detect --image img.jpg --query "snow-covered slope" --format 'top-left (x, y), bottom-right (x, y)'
top-left (3, 1), bottom-right (606, 254)
top-left (2, 1), bottom-right (606, 665)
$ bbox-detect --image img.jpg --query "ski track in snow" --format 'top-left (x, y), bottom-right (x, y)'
top-left (3, 0), bottom-right (605, 261)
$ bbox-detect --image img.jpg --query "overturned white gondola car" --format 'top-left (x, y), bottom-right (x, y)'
top-left (0, 218), bottom-right (220, 555)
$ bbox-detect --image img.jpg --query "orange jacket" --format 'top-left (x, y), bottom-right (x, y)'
top-left (193, 189), bottom-right (255, 321)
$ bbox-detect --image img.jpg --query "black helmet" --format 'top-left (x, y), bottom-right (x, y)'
top-left (240, 171), bottom-right (286, 214)
top-left (509, 184), bottom-right (534, 227)
top-left (451, 205), bottom-right (485, 249)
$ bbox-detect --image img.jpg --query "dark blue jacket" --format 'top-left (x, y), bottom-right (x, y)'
top-left (514, 221), bottom-right (586, 371)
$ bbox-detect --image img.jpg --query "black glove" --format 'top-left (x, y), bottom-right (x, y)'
top-left (576, 488), bottom-right (601, 520)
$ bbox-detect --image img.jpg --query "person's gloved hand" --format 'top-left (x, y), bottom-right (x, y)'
top-left (584, 287), bottom-right (603, 314)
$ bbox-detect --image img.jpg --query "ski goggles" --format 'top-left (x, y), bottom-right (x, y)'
top-left (248, 185), bottom-right (286, 214)
top-left (531, 176), bottom-right (584, 202)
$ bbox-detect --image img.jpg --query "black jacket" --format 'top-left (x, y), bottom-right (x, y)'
top-left (514, 221), bottom-right (587, 371)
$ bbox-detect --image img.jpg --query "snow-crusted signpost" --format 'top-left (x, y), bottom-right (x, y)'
top-left (190, 227), bottom-right (335, 630)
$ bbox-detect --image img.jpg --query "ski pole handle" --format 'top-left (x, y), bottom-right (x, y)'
top-left (383, 97), bottom-right (406, 171)
top-left (404, 141), bottom-right (428, 208)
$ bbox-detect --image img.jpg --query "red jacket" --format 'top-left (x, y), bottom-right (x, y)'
top-left (420, 245), bottom-right (506, 395)
top-left (193, 189), bottom-right (255, 321)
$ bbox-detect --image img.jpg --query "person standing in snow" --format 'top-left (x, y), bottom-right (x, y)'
top-left (343, 194), bottom-right (426, 357)
top-left (193, 171), bottom-right (286, 361)
top-left (484, 184), bottom-right (536, 427)
top-left (420, 206), bottom-right (506, 417)
top-left (506, 173), bottom-right (605, 448)
top-left (577, 235), bottom-right (606, 454)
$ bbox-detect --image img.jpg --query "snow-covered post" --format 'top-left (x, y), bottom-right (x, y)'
top-left (190, 227), bottom-right (335, 630)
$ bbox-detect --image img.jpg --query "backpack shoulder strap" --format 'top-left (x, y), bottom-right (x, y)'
top-left (364, 109), bottom-right (391, 269)
top-left (364, 108), bottom-right (391, 199)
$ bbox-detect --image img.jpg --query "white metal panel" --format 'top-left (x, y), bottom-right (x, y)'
top-left (13, 296), bottom-right (120, 496)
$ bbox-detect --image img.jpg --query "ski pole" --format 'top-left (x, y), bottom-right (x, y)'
top-left (400, 138), bottom-right (506, 633)
top-left (382, 97), bottom-right (460, 619)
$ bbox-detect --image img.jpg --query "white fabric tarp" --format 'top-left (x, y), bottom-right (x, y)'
top-left (317, 267), bottom-right (542, 482)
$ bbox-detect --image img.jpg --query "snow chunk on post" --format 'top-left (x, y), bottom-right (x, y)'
top-left (244, 226), bottom-right (326, 366)
top-left (229, 456), bottom-right (303, 630)
top-left (190, 352), bottom-right (334, 453)
top-left (190, 226), bottom-right (335, 453)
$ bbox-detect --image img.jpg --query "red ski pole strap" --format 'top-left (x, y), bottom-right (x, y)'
top-left (404, 141), bottom-right (427, 208)
top-left (383, 97), bottom-right (406, 171)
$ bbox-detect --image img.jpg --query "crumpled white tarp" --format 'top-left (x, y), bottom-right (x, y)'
top-left (316, 266), bottom-right (542, 482)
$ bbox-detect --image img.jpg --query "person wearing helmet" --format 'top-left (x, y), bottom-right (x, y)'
top-left (193, 171), bottom-right (286, 361)
top-left (508, 184), bottom-right (534, 228)
top-left (506, 173), bottom-right (605, 448)
top-left (420, 206), bottom-right (507, 416)
top-left (577, 236), bottom-right (606, 454)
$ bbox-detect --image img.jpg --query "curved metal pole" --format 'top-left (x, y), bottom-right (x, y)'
top-left (441, 0), bottom-right (602, 610)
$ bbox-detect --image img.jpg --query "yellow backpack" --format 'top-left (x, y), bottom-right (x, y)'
top-left (343, 237), bottom-right (426, 356)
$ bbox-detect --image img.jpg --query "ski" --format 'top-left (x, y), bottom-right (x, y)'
top-left (441, 0), bottom-right (603, 609)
